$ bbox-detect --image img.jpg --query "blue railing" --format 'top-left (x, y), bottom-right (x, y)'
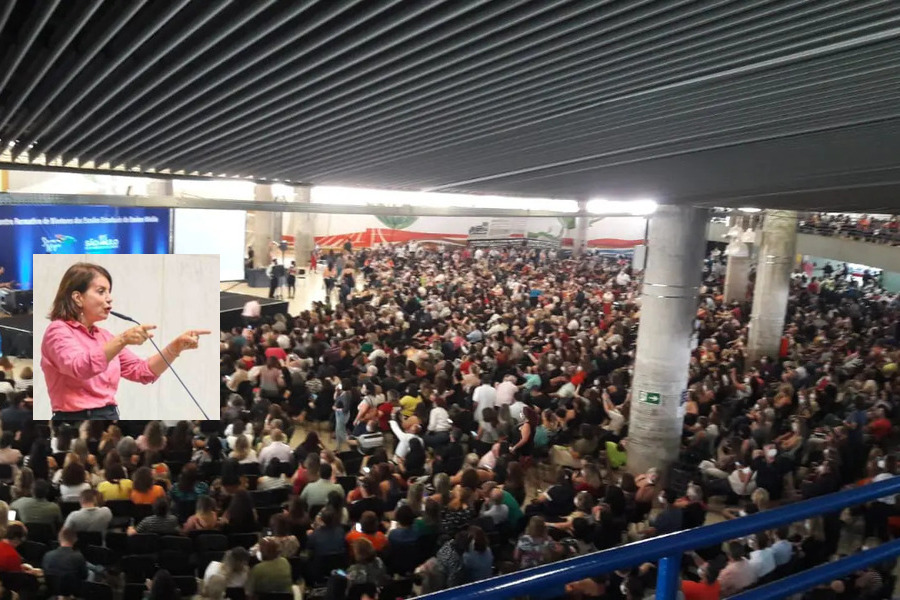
top-left (420, 476), bottom-right (900, 600)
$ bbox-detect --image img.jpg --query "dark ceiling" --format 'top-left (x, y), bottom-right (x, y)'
top-left (1, 0), bottom-right (899, 212)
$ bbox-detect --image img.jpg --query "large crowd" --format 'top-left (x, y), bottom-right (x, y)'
top-left (0, 240), bottom-right (897, 600)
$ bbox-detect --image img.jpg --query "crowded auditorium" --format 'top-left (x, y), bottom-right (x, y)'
top-left (0, 232), bottom-right (898, 600)
top-left (1, 3), bottom-right (900, 600)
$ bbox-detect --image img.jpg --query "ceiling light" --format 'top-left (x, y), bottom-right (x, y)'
top-left (738, 207), bottom-right (762, 213)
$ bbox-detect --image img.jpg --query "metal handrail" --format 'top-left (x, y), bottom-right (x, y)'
top-left (419, 476), bottom-right (900, 600)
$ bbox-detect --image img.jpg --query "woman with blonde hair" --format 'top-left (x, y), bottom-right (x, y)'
top-left (137, 421), bottom-right (167, 453)
top-left (229, 434), bottom-right (258, 464)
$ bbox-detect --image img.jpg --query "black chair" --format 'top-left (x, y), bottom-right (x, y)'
top-left (172, 575), bottom-right (199, 596)
top-left (126, 532), bottom-right (159, 555)
top-left (269, 486), bottom-right (290, 505)
top-left (226, 587), bottom-right (247, 600)
top-left (84, 544), bottom-right (116, 567)
top-left (121, 554), bottom-right (158, 583)
top-left (123, 582), bottom-right (147, 600)
top-left (259, 593), bottom-right (293, 600)
top-left (74, 529), bottom-right (103, 550)
top-left (59, 501), bottom-right (80, 519)
top-left (0, 571), bottom-right (40, 599)
top-left (250, 489), bottom-right (273, 507)
top-left (0, 464), bottom-right (13, 482)
top-left (308, 553), bottom-right (348, 586)
top-left (23, 521), bottom-right (54, 544)
top-left (246, 474), bottom-right (259, 490)
top-left (256, 505), bottom-right (284, 528)
top-left (228, 532), bottom-right (259, 549)
top-left (194, 532), bottom-right (229, 552)
top-left (105, 530), bottom-right (129, 555)
top-left (132, 502), bottom-right (154, 524)
top-left (337, 476), bottom-right (358, 494)
top-left (82, 581), bottom-right (114, 600)
top-left (196, 550), bottom-right (226, 577)
top-left (385, 541), bottom-right (421, 575)
top-left (159, 549), bottom-right (194, 575)
top-left (289, 555), bottom-right (306, 583)
top-left (380, 576), bottom-right (414, 600)
top-left (16, 540), bottom-right (47, 566)
top-left (160, 535), bottom-right (193, 554)
top-left (417, 532), bottom-right (438, 556)
top-left (105, 499), bottom-right (134, 529)
top-left (45, 573), bottom-right (83, 598)
top-left (238, 462), bottom-right (261, 477)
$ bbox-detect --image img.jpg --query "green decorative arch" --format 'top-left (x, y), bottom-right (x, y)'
top-left (375, 215), bottom-right (418, 230)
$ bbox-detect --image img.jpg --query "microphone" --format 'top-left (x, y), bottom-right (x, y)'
top-left (109, 310), bottom-right (210, 420)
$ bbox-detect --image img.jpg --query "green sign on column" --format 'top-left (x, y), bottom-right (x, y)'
top-left (639, 391), bottom-right (661, 405)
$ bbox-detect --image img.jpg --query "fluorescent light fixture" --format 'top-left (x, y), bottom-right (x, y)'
top-left (587, 198), bottom-right (657, 215)
top-left (738, 207), bottom-right (762, 213)
top-left (309, 185), bottom-right (577, 212)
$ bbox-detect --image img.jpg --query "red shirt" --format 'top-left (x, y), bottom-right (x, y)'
top-left (682, 580), bottom-right (720, 600)
top-left (0, 541), bottom-right (22, 572)
top-left (870, 418), bottom-right (893, 440)
top-left (265, 347), bottom-right (288, 362)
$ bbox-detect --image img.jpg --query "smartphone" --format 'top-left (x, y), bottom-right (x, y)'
top-left (7, 510), bottom-right (15, 521)
top-left (334, 569), bottom-right (347, 577)
top-left (355, 522), bottom-right (363, 533)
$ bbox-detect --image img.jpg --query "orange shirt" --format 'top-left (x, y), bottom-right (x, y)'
top-left (345, 530), bottom-right (389, 555)
top-left (131, 484), bottom-right (166, 505)
top-left (682, 580), bottom-right (721, 600)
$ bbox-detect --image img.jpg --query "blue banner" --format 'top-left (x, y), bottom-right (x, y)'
top-left (0, 205), bottom-right (170, 291)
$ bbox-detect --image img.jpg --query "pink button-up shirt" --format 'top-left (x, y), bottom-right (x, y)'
top-left (40, 320), bottom-right (158, 413)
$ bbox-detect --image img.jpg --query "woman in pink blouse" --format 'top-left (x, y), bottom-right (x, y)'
top-left (40, 262), bottom-right (210, 421)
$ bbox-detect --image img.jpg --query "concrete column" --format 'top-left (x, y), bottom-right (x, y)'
top-left (251, 184), bottom-right (276, 269)
top-left (573, 200), bottom-right (589, 257)
top-left (627, 205), bottom-right (708, 476)
top-left (747, 210), bottom-right (798, 362)
top-left (290, 185), bottom-right (315, 268)
top-left (146, 179), bottom-right (173, 196)
top-left (724, 254), bottom-right (751, 303)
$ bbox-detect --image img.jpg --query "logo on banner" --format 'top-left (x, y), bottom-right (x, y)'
top-left (41, 234), bottom-right (78, 253)
top-left (84, 234), bottom-right (120, 252)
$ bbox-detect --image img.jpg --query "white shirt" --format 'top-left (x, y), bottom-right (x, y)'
top-left (748, 548), bottom-right (777, 579)
top-left (473, 384), bottom-right (497, 423)
top-left (509, 401), bottom-right (526, 424)
top-left (258, 441), bottom-right (293, 468)
top-left (728, 467), bottom-right (757, 496)
top-left (427, 407), bottom-right (452, 433)
top-left (389, 420), bottom-right (421, 460)
top-left (494, 381), bottom-right (518, 406)
top-left (873, 472), bottom-right (897, 504)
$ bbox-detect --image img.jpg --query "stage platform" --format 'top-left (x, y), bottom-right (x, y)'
top-left (0, 314), bottom-right (33, 358)
top-left (220, 292), bottom-right (289, 331)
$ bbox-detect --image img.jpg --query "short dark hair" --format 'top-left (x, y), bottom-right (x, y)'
top-left (152, 496), bottom-right (169, 517)
top-left (360, 511), bottom-right (378, 534)
top-left (32, 479), bottom-right (50, 500)
top-left (394, 504), bottom-right (415, 527)
top-left (320, 463), bottom-right (332, 480)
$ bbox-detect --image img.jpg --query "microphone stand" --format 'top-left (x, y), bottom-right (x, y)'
top-left (111, 312), bottom-right (211, 420)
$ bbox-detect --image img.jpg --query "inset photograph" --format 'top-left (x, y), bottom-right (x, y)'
top-left (32, 254), bottom-right (220, 420)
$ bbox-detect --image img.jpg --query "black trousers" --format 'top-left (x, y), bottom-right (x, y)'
top-left (52, 404), bottom-right (119, 421)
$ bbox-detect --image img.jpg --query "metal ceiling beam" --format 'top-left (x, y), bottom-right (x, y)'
top-left (0, 192), bottom-right (589, 218)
